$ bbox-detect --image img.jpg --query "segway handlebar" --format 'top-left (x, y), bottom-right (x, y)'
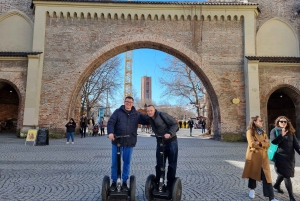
top-left (115, 135), bottom-right (130, 139)
top-left (107, 134), bottom-right (130, 138)
top-left (150, 134), bottom-right (164, 139)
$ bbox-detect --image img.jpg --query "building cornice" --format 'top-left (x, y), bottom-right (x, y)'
top-left (246, 56), bottom-right (300, 63)
top-left (32, 0), bottom-right (259, 21)
top-left (0, 52), bottom-right (43, 61)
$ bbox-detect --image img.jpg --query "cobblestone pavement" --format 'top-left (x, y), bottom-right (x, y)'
top-left (0, 128), bottom-right (299, 201)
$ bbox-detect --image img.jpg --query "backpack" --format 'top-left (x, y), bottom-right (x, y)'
top-left (159, 113), bottom-right (179, 132)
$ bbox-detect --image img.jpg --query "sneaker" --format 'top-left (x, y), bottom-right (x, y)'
top-left (71, 142), bottom-right (74, 144)
top-left (249, 189), bottom-right (255, 199)
top-left (110, 182), bottom-right (117, 191)
top-left (122, 182), bottom-right (129, 191)
top-left (273, 185), bottom-right (284, 194)
top-left (66, 142), bottom-right (69, 144)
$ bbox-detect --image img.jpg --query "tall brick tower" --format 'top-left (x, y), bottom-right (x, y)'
top-left (141, 76), bottom-right (152, 103)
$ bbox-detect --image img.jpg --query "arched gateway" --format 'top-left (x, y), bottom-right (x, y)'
top-left (0, 0), bottom-right (300, 140)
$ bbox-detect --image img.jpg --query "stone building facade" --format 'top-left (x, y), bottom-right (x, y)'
top-left (0, 0), bottom-right (299, 140)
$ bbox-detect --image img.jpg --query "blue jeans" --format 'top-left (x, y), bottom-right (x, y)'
top-left (155, 140), bottom-right (178, 188)
top-left (111, 145), bottom-right (133, 182)
top-left (67, 132), bottom-right (74, 142)
top-left (202, 125), bottom-right (205, 133)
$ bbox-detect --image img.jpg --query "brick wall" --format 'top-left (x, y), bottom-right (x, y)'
top-left (251, 0), bottom-right (300, 52)
top-left (40, 16), bottom-right (246, 137)
top-left (0, 0), bottom-right (33, 19)
top-left (0, 60), bottom-right (28, 129)
top-left (259, 65), bottom-right (300, 137)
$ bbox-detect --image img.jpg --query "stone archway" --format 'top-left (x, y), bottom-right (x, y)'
top-left (0, 81), bottom-right (21, 133)
top-left (66, 36), bottom-right (222, 139)
top-left (266, 85), bottom-right (300, 138)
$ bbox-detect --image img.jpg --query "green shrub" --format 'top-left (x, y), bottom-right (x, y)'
top-left (221, 133), bottom-right (246, 142)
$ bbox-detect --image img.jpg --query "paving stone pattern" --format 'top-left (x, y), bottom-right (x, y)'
top-left (0, 129), bottom-right (299, 201)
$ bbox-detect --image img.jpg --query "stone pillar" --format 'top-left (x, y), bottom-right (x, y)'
top-left (22, 6), bottom-right (46, 132)
top-left (243, 11), bottom-right (260, 124)
top-left (244, 59), bottom-right (260, 122)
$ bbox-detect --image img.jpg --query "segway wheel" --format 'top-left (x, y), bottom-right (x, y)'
top-left (171, 177), bottom-right (182, 201)
top-left (101, 175), bottom-right (110, 201)
top-left (129, 175), bottom-right (136, 201)
top-left (145, 174), bottom-right (156, 201)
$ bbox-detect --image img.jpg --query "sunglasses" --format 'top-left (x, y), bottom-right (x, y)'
top-left (279, 120), bottom-right (287, 123)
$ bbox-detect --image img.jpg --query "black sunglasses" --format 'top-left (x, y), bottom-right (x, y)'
top-left (279, 121), bottom-right (287, 123)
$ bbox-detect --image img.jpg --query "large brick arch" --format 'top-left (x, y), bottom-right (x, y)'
top-left (67, 34), bottom-right (222, 138)
top-left (262, 84), bottom-right (300, 138)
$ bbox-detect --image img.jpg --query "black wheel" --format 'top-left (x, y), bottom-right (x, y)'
top-left (145, 174), bottom-right (156, 201)
top-left (171, 177), bottom-right (182, 201)
top-left (129, 175), bottom-right (136, 201)
top-left (101, 175), bottom-right (110, 201)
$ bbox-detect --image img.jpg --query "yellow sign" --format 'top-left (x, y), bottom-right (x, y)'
top-left (26, 129), bottom-right (37, 142)
top-left (232, 98), bottom-right (240, 104)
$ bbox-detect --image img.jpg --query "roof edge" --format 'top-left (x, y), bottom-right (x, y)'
top-left (245, 56), bottom-right (300, 63)
top-left (0, 52), bottom-right (43, 57)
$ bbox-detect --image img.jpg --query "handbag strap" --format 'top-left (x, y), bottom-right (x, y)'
top-left (274, 128), bottom-right (278, 137)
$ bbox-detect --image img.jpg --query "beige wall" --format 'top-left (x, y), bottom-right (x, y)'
top-left (257, 18), bottom-right (299, 56)
top-left (0, 11), bottom-right (33, 52)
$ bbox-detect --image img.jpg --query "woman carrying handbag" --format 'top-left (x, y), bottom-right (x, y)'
top-left (270, 116), bottom-right (300, 201)
top-left (242, 116), bottom-right (278, 201)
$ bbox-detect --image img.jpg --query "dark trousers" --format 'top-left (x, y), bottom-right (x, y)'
top-left (248, 169), bottom-right (274, 198)
top-left (155, 140), bottom-right (178, 188)
top-left (81, 126), bottom-right (86, 138)
top-left (202, 125), bottom-right (205, 133)
top-left (274, 174), bottom-right (295, 200)
top-left (189, 127), bottom-right (193, 136)
top-left (101, 127), bottom-right (105, 135)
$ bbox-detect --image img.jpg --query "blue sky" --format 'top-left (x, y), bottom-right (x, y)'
top-left (119, 49), bottom-right (170, 105)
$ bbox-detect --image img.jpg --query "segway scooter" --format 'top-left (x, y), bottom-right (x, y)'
top-left (102, 135), bottom-right (136, 201)
top-left (145, 135), bottom-right (182, 201)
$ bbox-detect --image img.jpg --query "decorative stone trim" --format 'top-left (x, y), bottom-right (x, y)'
top-left (0, 9), bottom-right (34, 28)
top-left (33, 0), bottom-right (258, 21)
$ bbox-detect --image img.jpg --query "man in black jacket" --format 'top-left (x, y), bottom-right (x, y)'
top-left (144, 105), bottom-right (179, 193)
top-left (107, 96), bottom-right (147, 192)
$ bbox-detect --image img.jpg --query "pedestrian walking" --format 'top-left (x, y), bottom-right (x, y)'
top-left (80, 114), bottom-right (88, 138)
top-left (65, 118), bottom-right (76, 144)
top-left (187, 118), bottom-right (194, 136)
top-left (107, 96), bottom-right (147, 192)
top-left (88, 117), bottom-right (94, 136)
top-left (242, 116), bottom-right (278, 201)
top-left (270, 116), bottom-right (300, 201)
top-left (100, 117), bottom-right (106, 136)
top-left (201, 118), bottom-right (206, 133)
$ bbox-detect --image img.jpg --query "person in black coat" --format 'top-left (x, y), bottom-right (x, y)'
top-left (142, 105), bottom-right (179, 194)
top-left (270, 116), bottom-right (300, 201)
top-left (107, 96), bottom-right (148, 192)
top-left (65, 118), bottom-right (76, 144)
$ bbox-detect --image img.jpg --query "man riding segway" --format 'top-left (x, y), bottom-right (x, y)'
top-left (142, 105), bottom-right (182, 201)
top-left (102, 96), bottom-right (147, 201)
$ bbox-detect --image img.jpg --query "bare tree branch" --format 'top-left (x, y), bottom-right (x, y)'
top-left (159, 56), bottom-right (205, 117)
top-left (81, 56), bottom-right (122, 116)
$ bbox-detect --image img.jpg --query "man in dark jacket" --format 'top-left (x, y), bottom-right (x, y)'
top-left (144, 105), bottom-right (179, 193)
top-left (107, 96), bottom-right (147, 192)
top-left (80, 114), bottom-right (88, 138)
top-left (188, 118), bottom-right (194, 136)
